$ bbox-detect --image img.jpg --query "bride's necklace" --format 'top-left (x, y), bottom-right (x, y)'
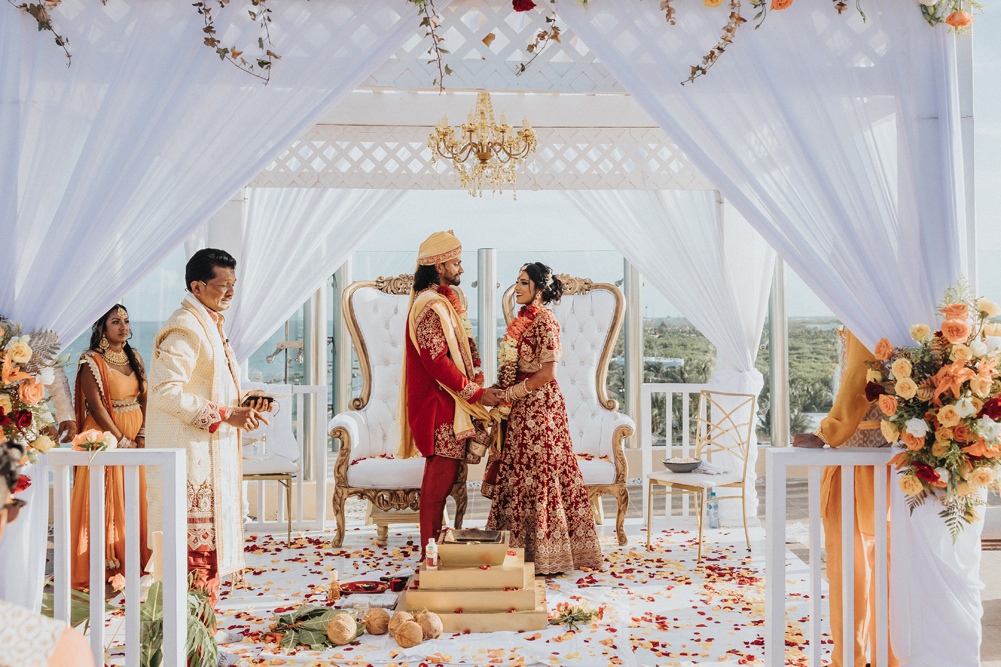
top-left (102, 347), bottom-right (129, 366)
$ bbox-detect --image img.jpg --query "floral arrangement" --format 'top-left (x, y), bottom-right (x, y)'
top-left (12, 0), bottom-right (983, 87)
top-left (71, 429), bottom-right (118, 452)
top-left (437, 285), bottom-right (484, 385)
top-left (0, 317), bottom-right (67, 464)
top-left (498, 303), bottom-right (540, 390)
top-left (867, 282), bottom-right (1001, 540)
top-left (548, 600), bottom-right (605, 631)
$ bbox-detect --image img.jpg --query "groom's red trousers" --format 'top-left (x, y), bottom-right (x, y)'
top-left (420, 455), bottom-right (461, 554)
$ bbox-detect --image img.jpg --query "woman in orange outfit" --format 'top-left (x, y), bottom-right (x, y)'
top-left (794, 329), bottom-right (896, 667)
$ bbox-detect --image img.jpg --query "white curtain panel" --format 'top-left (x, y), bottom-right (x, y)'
top-left (0, 0), bottom-right (430, 343)
top-left (560, 0), bottom-right (967, 352)
top-left (0, 0), bottom-right (428, 612)
top-left (564, 190), bottom-right (773, 522)
top-left (187, 188), bottom-right (408, 364)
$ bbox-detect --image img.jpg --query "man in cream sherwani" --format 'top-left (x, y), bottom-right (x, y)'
top-left (146, 248), bottom-right (268, 607)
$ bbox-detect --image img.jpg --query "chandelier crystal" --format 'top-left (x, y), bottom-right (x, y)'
top-left (428, 92), bottom-right (537, 199)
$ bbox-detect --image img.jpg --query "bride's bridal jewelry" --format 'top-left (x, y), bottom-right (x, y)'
top-left (102, 345), bottom-right (129, 366)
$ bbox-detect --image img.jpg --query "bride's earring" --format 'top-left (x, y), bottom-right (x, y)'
top-left (99, 334), bottom-right (110, 352)
top-left (533, 291), bottom-right (543, 306)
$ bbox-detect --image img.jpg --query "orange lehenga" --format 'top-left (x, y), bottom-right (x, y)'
top-left (70, 352), bottom-right (151, 590)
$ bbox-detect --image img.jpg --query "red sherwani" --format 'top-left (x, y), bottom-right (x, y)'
top-left (405, 288), bottom-right (484, 548)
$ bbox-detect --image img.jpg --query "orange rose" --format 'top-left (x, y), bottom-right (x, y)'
top-left (945, 11), bottom-right (973, 27)
top-left (703, 0), bottom-right (724, 5)
top-left (874, 338), bottom-right (894, 361)
top-left (952, 422), bottom-right (971, 442)
top-left (941, 304), bottom-right (969, 321)
top-left (770, 0), bottom-right (794, 8)
top-left (878, 394), bottom-right (898, 417)
top-left (901, 431), bottom-right (925, 451)
top-left (18, 378), bottom-right (45, 407)
top-left (941, 319), bottom-right (971, 344)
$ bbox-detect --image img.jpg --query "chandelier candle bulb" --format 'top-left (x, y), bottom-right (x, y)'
top-left (499, 114), bottom-right (507, 125)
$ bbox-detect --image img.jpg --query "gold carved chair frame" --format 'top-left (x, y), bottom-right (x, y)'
top-left (329, 274), bottom-right (468, 547)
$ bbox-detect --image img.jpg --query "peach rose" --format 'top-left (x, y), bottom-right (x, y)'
top-left (977, 298), bottom-right (1001, 319)
top-left (770, 0), bottom-right (794, 9)
top-left (941, 304), bottom-right (970, 321)
top-left (954, 481), bottom-right (974, 497)
top-left (932, 440), bottom-right (950, 457)
top-left (895, 377), bottom-right (918, 401)
top-left (984, 322), bottom-right (1001, 337)
top-left (938, 404), bottom-right (961, 427)
top-left (950, 344), bottom-right (974, 363)
top-left (31, 434), bottom-right (55, 453)
top-left (878, 394), bottom-right (898, 417)
top-left (969, 466), bottom-right (995, 487)
top-left (8, 341), bottom-right (32, 365)
top-left (946, 10), bottom-right (973, 27)
top-left (953, 422), bottom-right (971, 442)
top-left (891, 358), bottom-right (912, 379)
top-left (901, 431), bottom-right (925, 451)
top-left (910, 324), bottom-right (931, 343)
top-left (972, 397), bottom-right (985, 414)
top-left (941, 319), bottom-right (971, 345)
top-left (936, 426), bottom-right (954, 441)
top-left (703, 0), bottom-right (724, 5)
top-left (971, 376), bottom-right (993, 398)
top-left (18, 378), bottom-right (45, 407)
top-left (874, 338), bottom-right (894, 361)
top-left (880, 420), bottom-right (899, 443)
top-left (0, 394), bottom-right (11, 415)
top-left (898, 475), bottom-right (924, 497)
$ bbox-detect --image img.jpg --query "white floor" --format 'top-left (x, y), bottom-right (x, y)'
top-left (105, 521), bottom-right (828, 666)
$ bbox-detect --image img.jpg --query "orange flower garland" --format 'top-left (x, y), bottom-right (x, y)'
top-left (498, 304), bottom-right (541, 388)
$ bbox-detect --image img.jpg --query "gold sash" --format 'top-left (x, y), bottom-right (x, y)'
top-left (397, 289), bottom-right (498, 459)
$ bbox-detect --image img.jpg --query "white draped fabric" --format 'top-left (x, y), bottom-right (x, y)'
top-left (0, 0), bottom-right (426, 611)
top-left (560, 0), bottom-right (967, 352)
top-left (0, 456), bottom-right (49, 612)
top-left (560, 1), bottom-right (973, 661)
top-left (186, 188), bottom-right (408, 363)
top-left (564, 190), bottom-right (773, 522)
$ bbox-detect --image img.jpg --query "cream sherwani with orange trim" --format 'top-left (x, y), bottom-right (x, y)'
top-left (818, 330), bottom-right (897, 667)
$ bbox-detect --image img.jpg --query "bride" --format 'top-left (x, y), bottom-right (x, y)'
top-left (485, 262), bottom-right (603, 575)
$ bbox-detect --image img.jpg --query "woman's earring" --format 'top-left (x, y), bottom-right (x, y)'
top-left (99, 335), bottom-right (110, 352)
top-left (533, 291), bottom-right (543, 306)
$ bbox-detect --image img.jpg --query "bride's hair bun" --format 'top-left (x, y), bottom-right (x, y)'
top-left (521, 262), bottom-right (563, 305)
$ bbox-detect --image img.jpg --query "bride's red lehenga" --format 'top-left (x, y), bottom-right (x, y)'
top-left (486, 308), bottom-right (603, 574)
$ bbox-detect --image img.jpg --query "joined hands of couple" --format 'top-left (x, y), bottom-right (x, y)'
top-left (481, 387), bottom-right (506, 407)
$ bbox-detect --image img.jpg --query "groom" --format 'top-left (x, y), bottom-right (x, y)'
top-left (397, 231), bottom-right (502, 554)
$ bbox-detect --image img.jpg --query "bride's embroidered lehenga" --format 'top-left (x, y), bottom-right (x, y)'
top-left (486, 308), bottom-right (603, 574)
top-left (70, 352), bottom-right (151, 590)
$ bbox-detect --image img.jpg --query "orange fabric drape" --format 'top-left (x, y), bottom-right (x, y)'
top-left (70, 353), bottom-right (151, 590)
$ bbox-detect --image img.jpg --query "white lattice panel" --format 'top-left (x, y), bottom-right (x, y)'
top-left (363, 0), bottom-right (625, 93)
top-left (249, 124), bottom-right (713, 190)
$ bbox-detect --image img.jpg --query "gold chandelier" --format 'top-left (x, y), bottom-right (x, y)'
top-left (428, 92), bottom-right (537, 199)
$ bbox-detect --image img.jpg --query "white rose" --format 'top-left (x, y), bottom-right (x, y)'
top-left (905, 418), bottom-right (929, 438)
top-left (36, 367), bottom-right (55, 386)
top-left (970, 340), bottom-right (988, 358)
top-left (102, 431), bottom-right (118, 450)
top-left (955, 397), bottom-right (977, 419)
top-left (987, 336), bottom-right (1001, 354)
top-left (918, 0), bottom-right (937, 5)
top-left (977, 298), bottom-right (1001, 318)
top-left (934, 467), bottom-right (951, 484)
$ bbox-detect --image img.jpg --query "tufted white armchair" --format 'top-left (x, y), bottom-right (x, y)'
top-left (327, 274), bottom-right (467, 547)
top-left (503, 275), bottom-right (635, 545)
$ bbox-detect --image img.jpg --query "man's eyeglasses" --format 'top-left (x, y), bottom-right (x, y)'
top-left (3, 498), bottom-right (26, 523)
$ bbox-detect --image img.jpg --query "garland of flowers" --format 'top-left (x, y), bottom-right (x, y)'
top-left (498, 303), bottom-right (541, 389)
top-left (437, 285), bottom-right (483, 385)
top-left (1, 317), bottom-right (68, 464)
top-left (867, 281), bottom-right (1001, 542)
top-left (13, 0), bottom-right (983, 86)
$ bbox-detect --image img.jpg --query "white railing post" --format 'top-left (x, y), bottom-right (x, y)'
top-left (763, 447), bottom-right (895, 667)
top-left (48, 449), bottom-right (186, 667)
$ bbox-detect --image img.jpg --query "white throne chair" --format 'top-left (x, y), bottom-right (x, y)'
top-left (328, 274), bottom-right (468, 548)
top-left (503, 275), bottom-right (635, 545)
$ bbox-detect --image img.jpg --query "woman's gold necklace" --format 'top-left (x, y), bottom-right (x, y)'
top-left (102, 347), bottom-right (129, 366)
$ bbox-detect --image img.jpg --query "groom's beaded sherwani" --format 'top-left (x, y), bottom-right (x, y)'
top-left (146, 294), bottom-right (245, 578)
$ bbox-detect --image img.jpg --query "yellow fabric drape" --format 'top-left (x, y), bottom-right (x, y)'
top-left (397, 289), bottom-right (499, 459)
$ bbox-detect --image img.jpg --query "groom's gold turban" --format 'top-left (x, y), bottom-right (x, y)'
top-left (417, 230), bottom-right (462, 266)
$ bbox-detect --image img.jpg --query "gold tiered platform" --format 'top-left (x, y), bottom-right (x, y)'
top-left (396, 530), bottom-right (549, 633)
